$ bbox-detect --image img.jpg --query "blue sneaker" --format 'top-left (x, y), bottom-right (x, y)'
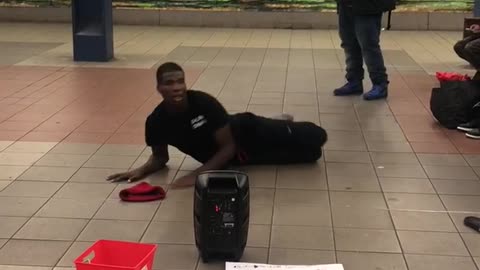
top-left (333, 82), bottom-right (363, 96)
top-left (363, 85), bottom-right (388, 100)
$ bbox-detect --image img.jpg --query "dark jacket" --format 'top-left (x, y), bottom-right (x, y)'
top-left (337, 0), bottom-right (396, 15)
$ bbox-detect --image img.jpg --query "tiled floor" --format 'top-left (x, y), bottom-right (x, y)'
top-left (0, 22), bottom-right (479, 270)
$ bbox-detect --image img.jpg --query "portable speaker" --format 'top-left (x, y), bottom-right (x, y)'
top-left (194, 170), bottom-right (250, 262)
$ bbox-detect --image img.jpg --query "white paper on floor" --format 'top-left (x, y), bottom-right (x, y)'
top-left (226, 262), bottom-right (344, 270)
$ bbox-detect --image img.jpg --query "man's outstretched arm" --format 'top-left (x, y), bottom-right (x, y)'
top-left (172, 124), bottom-right (236, 187)
top-left (107, 144), bottom-right (169, 183)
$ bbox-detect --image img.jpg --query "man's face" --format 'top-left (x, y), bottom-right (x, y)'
top-left (157, 71), bottom-right (187, 106)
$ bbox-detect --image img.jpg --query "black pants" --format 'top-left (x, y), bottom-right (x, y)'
top-left (338, 2), bottom-right (388, 86)
top-left (229, 112), bottom-right (328, 165)
top-left (454, 34), bottom-right (480, 69)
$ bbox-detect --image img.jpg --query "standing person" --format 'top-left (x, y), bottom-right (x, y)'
top-left (333, 0), bottom-right (396, 100)
top-left (107, 62), bottom-right (328, 188)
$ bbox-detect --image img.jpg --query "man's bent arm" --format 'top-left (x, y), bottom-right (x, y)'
top-left (107, 144), bottom-right (169, 182)
top-left (192, 124), bottom-right (236, 175)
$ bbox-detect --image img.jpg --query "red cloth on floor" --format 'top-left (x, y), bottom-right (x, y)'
top-left (119, 182), bottom-right (166, 202)
top-left (436, 72), bottom-right (471, 82)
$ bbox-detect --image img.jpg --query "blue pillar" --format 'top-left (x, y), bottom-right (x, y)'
top-left (475, 0), bottom-right (480, 17)
top-left (72, 0), bottom-right (114, 62)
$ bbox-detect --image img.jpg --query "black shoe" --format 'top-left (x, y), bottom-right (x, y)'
top-left (458, 120), bottom-right (480, 132)
top-left (466, 128), bottom-right (480, 139)
top-left (464, 216), bottom-right (480, 232)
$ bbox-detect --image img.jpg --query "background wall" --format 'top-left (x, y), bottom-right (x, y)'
top-left (0, 0), bottom-right (474, 12)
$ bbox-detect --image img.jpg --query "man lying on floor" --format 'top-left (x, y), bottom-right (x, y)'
top-left (107, 62), bottom-right (328, 188)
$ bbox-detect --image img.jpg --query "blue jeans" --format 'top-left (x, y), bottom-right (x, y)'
top-left (338, 3), bottom-right (388, 86)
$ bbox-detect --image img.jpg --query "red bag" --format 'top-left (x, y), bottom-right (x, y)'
top-left (436, 72), bottom-right (471, 82)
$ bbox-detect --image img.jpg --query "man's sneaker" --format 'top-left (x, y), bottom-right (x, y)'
top-left (458, 120), bottom-right (480, 132)
top-left (363, 85), bottom-right (388, 100)
top-left (466, 128), bottom-right (480, 139)
top-left (333, 82), bottom-right (363, 96)
top-left (272, 113), bottom-right (294, 121)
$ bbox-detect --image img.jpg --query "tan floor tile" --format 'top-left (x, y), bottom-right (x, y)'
top-left (94, 199), bottom-right (159, 221)
top-left (335, 228), bottom-right (401, 253)
top-left (423, 165), bottom-right (479, 180)
top-left (18, 166), bottom-right (77, 182)
top-left (398, 231), bottom-right (470, 256)
top-left (251, 188), bottom-right (275, 205)
top-left (180, 157), bottom-right (202, 171)
top-left (57, 241), bottom-right (94, 268)
top-left (78, 219), bottom-right (148, 242)
top-left (439, 195), bottom-right (480, 212)
top-left (367, 141), bottom-right (413, 153)
top-left (4, 142), bottom-right (57, 153)
top-left (270, 225), bottom-right (333, 250)
top-left (0, 141), bottom-right (14, 151)
top-left (405, 254), bottom-right (478, 270)
top-left (417, 154), bottom-right (468, 166)
top-left (238, 166), bottom-right (276, 188)
top-left (332, 206), bottom-right (393, 229)
top-left (370, 152), bottom-right (419, 165)
top-left (0, 180), bottom-right (10, 191)
top-left (247, 224), bottom-right (271, 248)
top-left (330, 191), bottom-right (387, 209)
top-left (163, 187), bottom-right (194, 203)
top-left (462, 233), bottom-right (480, 256)
top-left (325, 150), bottom-right (371, 164)
top-left (197, 248), bottom-right (268, 270)
top-left (450, 212), bottom-right (480, 233)
top-left (326, 162), bottom-right (376, 178)
top-left (328, 175), bottom-right (381, 192)
top-left (268, 249), bottom-right (336, 265)
top-left (35, 154), bottom-right (90, 167)
top-left (95, 144), bottom-right (145, 156)
top-left (431, 179), bottom-right (480, 195)
top-left (337, 252), bottom-right (407, 270)
top-left (151, 244), bottom-right (198, 270)
top-left (0, 166), bottom-right (29, 180)
top-left (69, 167), bottom-right (121, 183)
top-left (48, 142), bottom-right (100, 155)
top-left (273, 203), bottom-right (331, 226)
top-left (142, 221), bottom-right (194, 245)
top-left (154, 200), bottom-right (193, 222)
top-left (35, 198), bottom-right (104, 219)
top-left (0, 240), bottom-right (71, 266)
top-left (251, 204), bottom-right (273, 225)
top-left (13, 217), bottom-right (87, 241)
top-left (385, 193), bottom-right (445, 211)
top-left (0, 266), bottom-right (53, 270)
top-left (276, 164), bottom-right (327, 190)
top-left (379, 177), bottom-right (435, 194)
top-left (391, 211), bottom-right (457, 232)
top-left (474, 257), bottom-right (480, 269)
top-left (375, 164), bottom-right (427, 178)
top-left (0, 197), bottom-right (47, 216)
top-left (83, 155), bottom-right (137, 169)
top-left (274, 189), bottom-right (329, 205)
top-left (0, 153), bottom-right (44, 166)
top-left (0, 217), bottom-right (28, 238)
top-left (0, 181), bottom-right (62, 197)
top-left (53, 182), bottom-right (115, 200)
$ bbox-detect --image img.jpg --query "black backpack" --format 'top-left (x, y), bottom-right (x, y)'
top-left (430, 80), bottom-right (480, 129)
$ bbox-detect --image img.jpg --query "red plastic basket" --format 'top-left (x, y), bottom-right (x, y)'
top-left (74, 240), bottom-right (157, 270)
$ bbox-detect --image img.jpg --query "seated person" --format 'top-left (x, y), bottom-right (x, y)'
top-left (455, 24), bottom-right (480, 70)
top-left (107, 62), bottom-right (328, 188)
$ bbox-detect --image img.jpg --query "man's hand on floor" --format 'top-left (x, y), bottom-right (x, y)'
top-left (107, 169), bottom-right (145, 183)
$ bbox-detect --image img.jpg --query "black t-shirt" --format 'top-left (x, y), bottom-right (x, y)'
top-left (145, 90), bottom-right (229, 163)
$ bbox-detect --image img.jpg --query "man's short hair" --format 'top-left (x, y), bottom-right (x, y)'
top-left (156, 62), bottom-right (184, 85)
